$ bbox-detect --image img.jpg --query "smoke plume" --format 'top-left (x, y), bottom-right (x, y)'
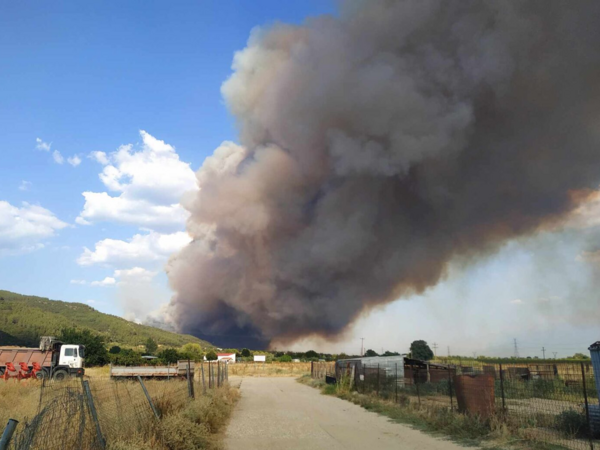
top-left (166, 0), bottom-right (600, 348)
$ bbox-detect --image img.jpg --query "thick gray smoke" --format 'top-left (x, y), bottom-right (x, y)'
top-left (166, 0), bottom-right (600, 348)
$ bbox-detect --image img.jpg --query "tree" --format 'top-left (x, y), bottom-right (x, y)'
top-left (304, 350), bottom-right (319, 359)
top-left (278, 354), bottom-right (292, 362)
top-left (382, 351), bottom-right (400, 357)
top-left (109, 345), bottom-right (121, 354)
top-left (206, 350), bottom-right (218, 361)
top-left (158, 348), bottom-right (180, 364)
top-left (145, 337), bottom-right (158, 355)
top-left (109, 348), bottom-right (143, 366)
top-left (409, 340), bottom-right (434, 361)
top-left (364, 349), bottom-right (379, 357)
top-left (572, 353), bottom-right (590, 360)
top-left (180, 343), bottom-right (203, 361)
top-left (241, 348), bottom-right (251, 357)
top-left (58, 328), bottom-right (108, 366)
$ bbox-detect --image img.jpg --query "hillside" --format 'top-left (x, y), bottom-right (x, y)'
top-left (0, 290), bottom-right (212, 349)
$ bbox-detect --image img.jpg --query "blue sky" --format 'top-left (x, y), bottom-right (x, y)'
top-left (0, 1), bottom-right (335, 313)
top-left (1, 1), bottom-right (598, 357)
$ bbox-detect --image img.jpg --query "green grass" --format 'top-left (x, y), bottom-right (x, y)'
top-left (0, 289), bottom-right (213, 348)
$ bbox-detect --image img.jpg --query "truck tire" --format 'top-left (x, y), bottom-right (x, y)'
top-left (52, 370), bottom-right (68, 381)
top-left (36, 370), bottom-right (47, 380)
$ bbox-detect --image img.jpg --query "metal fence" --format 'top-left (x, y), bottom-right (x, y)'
top-left (1, 360), bottom-right (229, 450)
top-left (313, 361), bottom-right (600, 450)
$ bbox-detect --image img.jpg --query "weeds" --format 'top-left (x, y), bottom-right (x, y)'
top-left (298, 375), bottom-right (572, 450)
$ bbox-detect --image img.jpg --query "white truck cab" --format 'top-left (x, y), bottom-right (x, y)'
top-left (59, 344), bottom-right (84, 369)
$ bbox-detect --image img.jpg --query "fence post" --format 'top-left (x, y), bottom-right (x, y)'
top-left (0, 419), bottom-right (18, 450)
top-left (217, 361), bottom-right (221, 388)
top-left (201, 361), bottom-right (207, 394)
top-left (416, 368), bottom-right (421, 407)
top-left (138, 376), bottom-right (160, 420)
top-left (580, 362), bottom-right (593, 450)
top-left (448, 368), bottom-right (453, 411)
top-left (395, 363), bottom-right (398, 404)
top-left (311, 361), bottom-right (314, 378)
top-left (82, 380), bottom-right (106, 449)
top-left (187, 360), bottom-right (194, 399)
top-left (499, 363), bottom-right (506, 413)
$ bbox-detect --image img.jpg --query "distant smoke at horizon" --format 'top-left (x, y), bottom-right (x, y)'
top-left (166, 0), bottom-right (600, 349)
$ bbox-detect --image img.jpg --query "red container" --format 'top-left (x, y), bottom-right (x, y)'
top-left (453, 374), bottom-right (495, 418)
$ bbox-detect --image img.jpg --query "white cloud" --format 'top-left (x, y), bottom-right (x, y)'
top-left (90, 276), bottom-right (116, 287)
top-left (36, 138), bottom-right (51, 151)
top-left (77, 130), bottom-right (197, 232)
top-left (77, 192), bottom-right (189, 231)
top-left (89, 151), bottom-right (109, 165)
top-left (70, 279), bottom-right (87, 285)
top-left (114, 267), bottom-right (157, 283)
top-left (77, 231), bottom-right (191, 267)
top-left (0, 201), bottom-right (68, 256)
top-left (19, 181), bottom-right (32, 191)
top-left (53, 150), bottom-right (64, 164)
top-left (510, 299), bottom-right (523, 304)
top-left (67, 155), bottom-right (82, 167)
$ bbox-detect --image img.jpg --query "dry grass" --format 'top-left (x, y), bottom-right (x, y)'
top-left (1, 368), bottom-right (239, 450)
top-left (298, 375), bottom-right (569, 450)
top-left (0, 379), bottom-right (42, 426)
top-left (228, 362), bottom-right (310, 377)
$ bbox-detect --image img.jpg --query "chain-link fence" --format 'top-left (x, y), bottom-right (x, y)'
top-left (1, 360), bottom-right (230, 450)
top-left (313, 361), bottom-right (599, 450)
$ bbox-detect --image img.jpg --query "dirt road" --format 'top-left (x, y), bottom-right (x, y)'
top-left (225, 377), bottom-right (474, 450)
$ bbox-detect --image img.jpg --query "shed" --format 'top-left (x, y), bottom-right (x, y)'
top-left (336, 355), bottom-right (405, 387)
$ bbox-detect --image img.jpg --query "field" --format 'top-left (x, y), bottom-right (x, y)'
top-left (0, 366), bottom-right (239, 450)
top-left (228, 362), bottom-right (310, 377)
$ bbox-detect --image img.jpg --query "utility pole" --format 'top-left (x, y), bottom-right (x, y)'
top-left (542, 347), bottom-right (546, 360)
top-left (447, 346), bottom-right (450, 358)
top-left (553, 352), bottom-right (558, 359)
top-left (513, 339), bottom-right (519, 358)
top-left (472, 351), bottom-right (477, 358)
top-left (432, 343), bottom-right (438, 358)
top-left (360, 338), bottom-right (364, 357)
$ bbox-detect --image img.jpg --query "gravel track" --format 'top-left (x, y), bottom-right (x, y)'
top-left (225, 377), bottom-right (475, 450)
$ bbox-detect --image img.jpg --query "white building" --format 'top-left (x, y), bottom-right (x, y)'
top-left (217, 353), bottom-right (236, 363)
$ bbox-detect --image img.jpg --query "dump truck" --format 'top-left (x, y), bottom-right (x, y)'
top-left (0, 336), bottom-right (85, 381)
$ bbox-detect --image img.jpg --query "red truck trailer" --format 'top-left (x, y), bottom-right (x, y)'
top-left (0, 336), bottom-right (85, 380)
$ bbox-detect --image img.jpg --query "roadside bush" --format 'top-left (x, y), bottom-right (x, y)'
top-left (556, 409), bottom-right (589, 438)
top-left (159, 413), bottom-right (210, 450)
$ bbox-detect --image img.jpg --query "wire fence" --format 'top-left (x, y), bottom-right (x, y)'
top-left (1, 360), bottom-right (230, 450)
top-left (313, 361), bottom-right (600, 450)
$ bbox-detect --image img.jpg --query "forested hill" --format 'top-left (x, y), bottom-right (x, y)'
top-left (0, 290), bottom-right (212, 348)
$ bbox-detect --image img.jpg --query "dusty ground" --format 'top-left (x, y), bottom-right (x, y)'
top-left (225, 377), bottom-right (475, 450)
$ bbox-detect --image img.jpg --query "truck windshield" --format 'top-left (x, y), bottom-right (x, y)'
top-left (79, 346), bottom-right (85, 358)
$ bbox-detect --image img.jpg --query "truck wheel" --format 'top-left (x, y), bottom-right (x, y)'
top-left (52, 370), bottom-right (68, 381)
top-left (36, 370), bottom-right (47, 380)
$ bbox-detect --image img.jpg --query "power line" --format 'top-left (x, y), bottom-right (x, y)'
top-left (514, 338), bottom-right (519, 358)
top-left (542, 347), bottom-right (546, 360)
top-left (432, 342), bottom-right (438, 357)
